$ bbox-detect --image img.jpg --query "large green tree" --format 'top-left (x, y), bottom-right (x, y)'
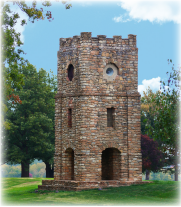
top-left (141, 86), bottom-right (169, 179)
top-left (4, 63), bottom-right (57, 177)
top-left (1, 1), bottom-right (71, 129)
top-left (141, 87), bottom-right (156, 135)
top-left (144, 60), bottom-right (180, 181)
top-left (141, 88), bottom-right (167, 149)
top-left (2, 3), bottom-right (26, 129)
top-left (141, 87), bottom-right (172, 177)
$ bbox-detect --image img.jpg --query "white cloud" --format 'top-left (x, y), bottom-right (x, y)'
top-left (138, 77), bottom-right (172, 97)
top-left (113, 13), bottom-right (131, 23)
top-left (77, 0), bottom-right (92, 7)
top-left (114, 0), bottom-right (181, 24)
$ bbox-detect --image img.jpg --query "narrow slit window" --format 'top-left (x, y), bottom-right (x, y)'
top-left (68, 64), bottom-right (74, 81)
top-left (68, 109), bottom-right (72, 128)
top-left (107, 108), bottom-right (115, 127)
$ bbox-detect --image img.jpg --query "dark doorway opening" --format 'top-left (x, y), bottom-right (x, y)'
top-left (101, 148), bottom-right (120, 180)
top-left (65, 148), bottom-right (74, 180)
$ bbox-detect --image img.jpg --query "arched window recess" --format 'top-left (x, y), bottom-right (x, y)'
top-left (67, 64), bottom-right (74, 81)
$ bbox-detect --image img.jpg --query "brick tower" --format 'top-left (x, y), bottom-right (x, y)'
top-left (39, 32), bottom-right (144, 191)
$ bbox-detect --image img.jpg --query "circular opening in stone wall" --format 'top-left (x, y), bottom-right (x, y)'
top-left (106, 68), bottom-right (114, 76)
top-left (103, 63), bottom-right (118, 81)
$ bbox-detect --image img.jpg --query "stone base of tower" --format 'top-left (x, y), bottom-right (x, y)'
top-left (38, 180), bottom-right (152, 191)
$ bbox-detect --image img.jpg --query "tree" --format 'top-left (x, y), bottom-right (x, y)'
top-left (141, 88), bottom-right (169, 170)
top-left (4, 63), bottom-right (57, 177)
top-left (1, 3), bottom-right (26, 130)
top-left (34, 106), bottom-right (55, 178)
top-left (30, 163), bottom-right (46, 178)
top-left (144, 60), bottom-right (180, 181)
top-left (141, 88), bottom-right (168, 149)
top-left (141, 87), bottom-right (156, 135)
top-left (141, 86), bottom-right (172, 137)
top-left (141, 134), bottom-right (164, 180)
top-left (1, 1), bottom-right (71, 129)
top-left (9, 1), bottom-right (72, 24)
top-left (1, 164), bottom-right (21, 177)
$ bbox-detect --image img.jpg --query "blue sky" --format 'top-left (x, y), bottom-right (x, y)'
top-left (12, 0), bottom-right (180, 96)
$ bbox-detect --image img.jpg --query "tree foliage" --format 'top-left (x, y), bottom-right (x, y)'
top-left (141, 88), bottom-right (167, 150)
top-left (3, 63), bottom-right (57, 177)
top-left (11, 1), bottom-right (72, 24)
top-left (141, 86), bottom-right (172, 138)
top-left (141, 87), bottom-right (157, 135)
top-left (1, 3), bottom-right (26, 130)
top-left (141, 88), bottom-right (167, 161)
top-left (143, 60), bottom-right (180, 181)
top-left (1, 1), bottom-right (71, 129)
top-left (141, 134), bottom-right (164, 173)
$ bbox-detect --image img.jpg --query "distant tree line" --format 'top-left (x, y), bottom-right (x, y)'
top-left (2, 162), bottom-right (180, 181)
top-left (142, 172), bottom-right (180, 181)
top-left (1, 162), bottom-right (46, 178)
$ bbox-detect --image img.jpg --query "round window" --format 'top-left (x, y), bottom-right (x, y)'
top-left (103, 64), bottom-right (118, 81)
top-left (106, 68), bottom-right (114, 76)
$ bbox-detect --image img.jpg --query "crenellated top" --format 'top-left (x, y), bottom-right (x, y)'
top-left (59, 32), bottom-right (137, 49)
top-left (57, 32), bottom-right (139, 97)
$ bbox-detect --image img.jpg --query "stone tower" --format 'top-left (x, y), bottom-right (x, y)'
top-left (39, 32), bottom-right (144, 191)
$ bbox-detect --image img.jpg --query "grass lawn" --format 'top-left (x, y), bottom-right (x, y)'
top-left (1, 178), bottom-right (180, 206)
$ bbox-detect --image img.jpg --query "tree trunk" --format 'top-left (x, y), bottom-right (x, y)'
top-left (51, 164), bottom-right (54, 178)
top-left (175, 145), bottom-right (178, 181)
top-left (175, 164), bottom-right (178, 181)
top-left (145, 169), bottom-right (150, 180)
top-left (45, 162), bottom-right (54, 178)
top-left (21, 161), bottom-right (29, 177)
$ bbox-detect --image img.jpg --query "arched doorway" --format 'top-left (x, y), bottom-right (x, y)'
top-left (101, 148), bottom-right (121, 180)
top-left (64, 148), bottom-right (74, 180)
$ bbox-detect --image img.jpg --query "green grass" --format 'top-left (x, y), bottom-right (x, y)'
top-left (1, 178), bottom-right (180, 206)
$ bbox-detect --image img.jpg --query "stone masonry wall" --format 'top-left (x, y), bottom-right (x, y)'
top-left (53, 32), bottom-right (142, 183)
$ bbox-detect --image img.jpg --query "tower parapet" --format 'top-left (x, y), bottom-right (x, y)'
top-left (57, 32), bottom-right (138, 97)
top-left (59, 32), bottom-right (137, 49)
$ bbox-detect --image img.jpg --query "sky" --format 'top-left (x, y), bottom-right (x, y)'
top-left (10, 0), bottom-right (181, 96)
